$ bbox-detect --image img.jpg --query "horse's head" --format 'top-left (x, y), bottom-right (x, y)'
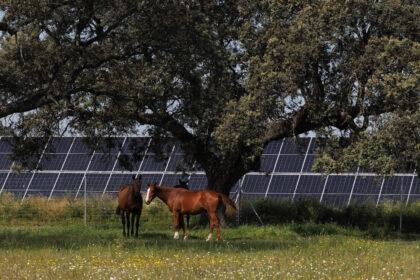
top-left (132, 174), bottom-right (142, 186)
top-left (145, 182), bottom-right (158, 205)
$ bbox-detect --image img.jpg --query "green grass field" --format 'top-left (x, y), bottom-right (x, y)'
top-left (0, 224), bottom-right (419, 280)
top-left (0, 194), bottom-right (419, 279)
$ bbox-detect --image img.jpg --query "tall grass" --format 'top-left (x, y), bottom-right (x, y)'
top-left (1, 192), bottom-right (420, 235)
top-left (235, 198), bottom-right (420, 234)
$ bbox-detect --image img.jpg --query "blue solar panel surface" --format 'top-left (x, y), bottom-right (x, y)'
top-left (0, 136), bottom-right (417, 206)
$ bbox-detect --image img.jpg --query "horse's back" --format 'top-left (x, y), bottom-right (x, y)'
top-left (172, 190), bottom-right (219, 213)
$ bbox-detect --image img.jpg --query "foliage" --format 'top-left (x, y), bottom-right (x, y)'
top-left (313, 111), bottom-right (420, 175)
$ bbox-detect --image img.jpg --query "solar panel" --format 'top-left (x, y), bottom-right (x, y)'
top-left (242, 175), bottom-right (270, 193)
top-left (106, 174), bottom-right (135, 192)
top-left (188, 174), bottom-right (207, 190)
top-left (0, 156), bottom-right (12, 171)
top-left (2, 172), bottom-right (32, 191)
top-left (53, 173), bottom-right (84, 192)
top-left (173, 143), bottom-right (184, 154)
top-left (267, 175), bottom-right (298, 194)
top-left (0, 172), bottom-right (8, 189)
top-left (84, 174), bottom-right (110, 193)
top-left (281, 138), bottom-right (310, 154)
top-left (324, 175), bottom-right (354, 194)
top-left (70, 137), bottom-right (95, 153)
top-left (381, 176), bottom-right (412, 195)
top-left (274, 155), bottom-right (305, 172)
top-left (322, 176), bottom-right (354, 206)
top-left (409, 195), bottom-right (420, 202)
top-left (259, 155), bottom-right (277, 172)
top-left (0, 136), bottom-right (416, 206)
top-left (63, 154), bottom-right (92, 170)
top-left (121, 137), bottom-right (149, 153)
top-left (140, 155), bottom-right (168, 171)
top-left (353, 176), bottom-right (383, 194)
top-left (302, 155), bottom-right (316, 172)
top-left (409, 176), bottom-right (420, 194)
top-left (295, 175), bottom-right (326, 195)
top-left (27, 173), bottom-right (58, 191)
top-left (230, 180), bottom-right (240, 194)
top-left (113, 154), bottom-right (143, 171)
top-left (166, 154), bottom-right (185, 171)
top-left (46, 137), bottom-right (74, 153)
top-left (161, 174), bottom-right (183, 186)
top-left (263, 140), bottom-right (282, 154)
top-left (0, 137), bottom-right (12, 153)
top-left (95, 137), bottom-right (125, 154)
top-left (307, 138), bottom-right (317, 154)
top-left (39, 154), bottom-right (67, 170)
top-left (141, 173), bottom-right (163, 191)
top-left (88, 154), bottom-right (117, 171)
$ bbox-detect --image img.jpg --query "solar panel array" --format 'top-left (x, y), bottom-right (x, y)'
top-left (0, 136), bottom-right (418, 207)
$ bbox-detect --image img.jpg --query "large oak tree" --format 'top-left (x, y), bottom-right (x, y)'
top-left (0, 0), bottom-right (418, 194)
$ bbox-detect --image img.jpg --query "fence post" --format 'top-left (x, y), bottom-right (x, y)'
top-left (236, 178), bottom-right (243, 226)
top-left (84, 176), bottom-right (87, 226)
top-left (399, 183), bottom-right (403, 234)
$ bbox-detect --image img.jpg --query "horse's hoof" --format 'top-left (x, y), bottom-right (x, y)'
top-left (183, 235), bottom-right (188, 241)
top-left (206, 234), bottom-right (212, 242)
top-left (174, 231), bottom-right (180, 240)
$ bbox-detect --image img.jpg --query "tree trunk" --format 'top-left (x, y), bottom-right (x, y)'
top-left (205, 168), bottom-right (244, 195)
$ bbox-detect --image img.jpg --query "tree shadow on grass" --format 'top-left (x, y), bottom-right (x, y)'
top-left (0, 227), bottom-right (298, 252)
top-left (288, 223), bottom-right (420, 241)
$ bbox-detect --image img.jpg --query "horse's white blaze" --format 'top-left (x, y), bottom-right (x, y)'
top-left (174, 231), bottom-right (179, 239)
top-left (146, 188), bottom-right (150, 202)
top-left (206, 233), bottom-right (212, 242)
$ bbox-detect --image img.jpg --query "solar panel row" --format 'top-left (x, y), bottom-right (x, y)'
top-left (0, 172), bottom-right (418, 206)
top-left (0, 136), bottom-right (418, 207)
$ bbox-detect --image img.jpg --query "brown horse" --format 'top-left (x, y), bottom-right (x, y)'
top-left (145, 183), bottom-right (236, 241)
top-left (116, 175), bottom-right (143, 237)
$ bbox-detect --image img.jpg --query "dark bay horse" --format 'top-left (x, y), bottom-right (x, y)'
top-left (145, 183), bottom-right (236, 241)
top-left (116, 175), bottom-right (143, 237)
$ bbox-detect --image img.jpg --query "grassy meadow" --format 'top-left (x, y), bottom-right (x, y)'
top-left (0, 193), bottom-right (419, 279)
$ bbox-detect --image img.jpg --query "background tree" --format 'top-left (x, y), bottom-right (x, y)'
top-left (0, 0), bottom-right (418, 194)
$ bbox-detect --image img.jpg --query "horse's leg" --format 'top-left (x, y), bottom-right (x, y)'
top-left (135, 211), bottom-right (140, 238)
top-left (207, 210), bottom-right (221, 241)
top-left (173, 211), bottom-right (180, 239)
top-left (121, 212), bottom-right (126, 237)
top-left (184, 214), bottom-right (190, 241)
top-left (130, 211), bottom-right (135, 236)
top-left (125, 211), bottom-right (131, 237)
top-left (178, 214), bottom-right (186, 240)
top-left (206, 211), bottom-right (217, 242)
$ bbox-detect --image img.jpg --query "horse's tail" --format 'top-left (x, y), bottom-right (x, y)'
top-left (219, 193), bottom-right (237, 211)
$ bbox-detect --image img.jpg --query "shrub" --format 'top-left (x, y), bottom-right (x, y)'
top-left (237, 198), bottom-right (420, 234)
